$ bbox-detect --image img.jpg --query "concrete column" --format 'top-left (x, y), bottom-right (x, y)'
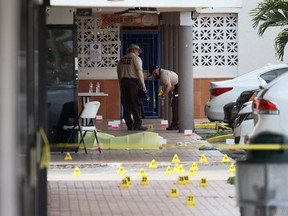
top-left (160, 25), bottom-right (165, 67)
top-left (167, 25), bottom-right (173, 124)
top-left (160, 25), bottom-right (165, 118)
top-left (168, 25), bottom-right (174, 70)
top-left (162, 25), bottom-right (169, 120)
top-left (0, 0), bottom-right (19, 215)
top-left (178, 25), bottom-right (194, 132)
top-left (173, 25), bottom-right (179, 73)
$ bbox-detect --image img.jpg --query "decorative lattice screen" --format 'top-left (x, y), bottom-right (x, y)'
top-left (76, 17), bottom-right (120, 69)
top-left (192, 14), bottom-right (238, 67)
top-left (76, 14), bottom-right (238, 79)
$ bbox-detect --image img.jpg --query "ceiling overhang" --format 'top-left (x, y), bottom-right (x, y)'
top-left (50, 0), bottom-right (243, 13)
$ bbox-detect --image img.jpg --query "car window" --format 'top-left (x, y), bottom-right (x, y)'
top-left (260, 68), bottom-right (288, 83)
top-left (276, 68), bottom-right (288, 77)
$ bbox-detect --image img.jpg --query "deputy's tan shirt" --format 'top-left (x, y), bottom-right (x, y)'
top-left (160, 69), bottom-right (178, 90)
top-left (117, 52), bottom-right (145, 88)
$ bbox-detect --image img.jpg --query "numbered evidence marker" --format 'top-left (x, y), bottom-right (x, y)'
top-left (170, 187), bottom-right (179, 198)
top-left (140, 176), bottom-right (149, 186)
top-left (149, 159), bottom-right (158, 169)
top-left (191, 162), bottom-right (199, 171)
top-left (148, 124), bottom-right (154, 131)
top-left (177, 176), bottom-right (190, 185)
top-left (125, 176), bottom-right (131, 185)
top-left (117, 165), bottom-right (125, 174)
top-left (138, 168), bottom-right (147, 177)
top-left (165, 165), bottom-right (173, 174)
top-left (72, 166), bottom-right (81, 176)
top-left (173, 164), bottom-right (180, 172)
top-left (177, 164), bottom-right (185, 173)
top-left (64, 152), bottom-right (72, 161)
top-left (199, 178), bottom-right (208, 187)
top-left (199, 154), bottom-right (208, 163)
top-left (229, 163), bottom-right (236, 172)
top-left (120, 177), bottom-right (129, 188)
top-left (188, 167), bottom-right (196, 176)
top-left (171, 154), bottom-right (180, 163)
top-left (186, 194), bottom-right (196, 206)
top-left (184, 175), bottom-right (191, 184)
top-left (177, 176), bottom-right (186, 185)
top-left (221, 154), bottom-right (231, 163)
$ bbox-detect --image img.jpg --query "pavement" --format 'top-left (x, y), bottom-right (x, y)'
top-left (48, 118), bottom-right (240, 216)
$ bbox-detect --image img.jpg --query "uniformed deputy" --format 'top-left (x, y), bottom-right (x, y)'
top-left (117, 44), bottom-right (147, 131)
top-left (150, 65), bottom-right (179, 130)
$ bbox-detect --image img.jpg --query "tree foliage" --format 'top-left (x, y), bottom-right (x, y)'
top-left (250, 0), bottom-right (288, 60)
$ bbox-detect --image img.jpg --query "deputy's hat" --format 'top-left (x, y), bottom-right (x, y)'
top-left (127, 44), bottom-right (142, 53)
top-left (149, 65), bottom-right (159, 77)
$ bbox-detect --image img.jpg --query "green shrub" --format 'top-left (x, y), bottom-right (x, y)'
top-left (227, 176), bottom-right (235, 185)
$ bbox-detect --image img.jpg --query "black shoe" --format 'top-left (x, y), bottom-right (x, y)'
top-left (134, 126), bottom-right (147, 131)
top-left (166, 125), bottom-right (179, 130)
top-left (127, 127), bottom-right (134, 131)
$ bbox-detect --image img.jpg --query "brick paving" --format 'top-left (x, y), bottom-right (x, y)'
top-left (48, 180), bottom-right (239, 216)
top-left (48, 118), bottom-right (240, 216)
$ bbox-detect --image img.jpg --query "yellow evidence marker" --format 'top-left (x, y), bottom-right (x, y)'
top-left (199, 154), bottom-right (208, 163)
top-left (64, 152), bottom-right (72, 161)
top-left (186, 194), bottom-right (196, 206)
top-left (140, 176), bottom-right (149, 186)
top-left (72, 166), bottom-right (81, 176)
top-left (170, 187), bottom-right (179, 198)
top-left (117, 165), bottom-right (125, 174)
top-left (199, 178), bottom-right (208, 187)
top-left (165, 165), bottom-right (173, 174)
top-left (120, 177), bottom-right (129, 188)
top-left (149, 159), bottom-right (158, 169)
top-left (229, 163), bottom-right (236, 172)
top-left (139, 168), bottom-right (147, 177)
top-left (172, 154), bottom-right (180, 163)
top-left (221, 154), bottom-right (231, 163)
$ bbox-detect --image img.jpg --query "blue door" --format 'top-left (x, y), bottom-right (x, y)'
top-left (121, 31), bottom-right (161, 118)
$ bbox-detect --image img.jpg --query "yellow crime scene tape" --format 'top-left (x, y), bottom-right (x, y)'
top-left (39, 127), bottom-right (51, 169)
top-left (216, 144), bottom-right (288, 150)
top-left (46, 142), bottom-right (288, 150)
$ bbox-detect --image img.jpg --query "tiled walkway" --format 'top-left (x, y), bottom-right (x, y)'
top-left (48, 118), bottom-right (240, 216)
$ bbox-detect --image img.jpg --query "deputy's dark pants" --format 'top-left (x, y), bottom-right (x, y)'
top-left (120, 78), bottom-right (142, 129)
top-left (171, 84), bottom-right (179, 127)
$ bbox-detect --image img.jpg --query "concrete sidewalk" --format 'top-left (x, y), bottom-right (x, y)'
top-left (48, 118), bottom-right (240, 216)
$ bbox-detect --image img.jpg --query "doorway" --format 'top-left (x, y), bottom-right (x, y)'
top-left (121, 31), bottom-right (161, 118)
top-left (46, 25), bottom-right (78, 148)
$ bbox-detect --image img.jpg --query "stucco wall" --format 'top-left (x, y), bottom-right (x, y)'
top-left (237, 0), bottom-right (287, 76)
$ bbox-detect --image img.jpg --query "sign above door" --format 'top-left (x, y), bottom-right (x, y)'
top-left (101, 14), bottom-right (159, 26)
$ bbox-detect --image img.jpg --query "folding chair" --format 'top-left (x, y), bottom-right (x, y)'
top-left (61, 101), bottom-right (101, 154)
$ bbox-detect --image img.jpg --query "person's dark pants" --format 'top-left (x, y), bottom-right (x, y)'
top-left (120, 78), bottom-right (142, 129)
top-left (171, 95), bottom-right (179, 127)
top-left (171, 84), bottom-right (179, 127)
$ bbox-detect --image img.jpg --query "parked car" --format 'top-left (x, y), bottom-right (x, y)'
top-left (233, 101), bottom-right (254, 144)
top-left (249, 72), bottom-right (288, 142)
top-left (223, 89), bottom-right (257, 127)
top-left (204, 64), bottom-right (288, 122)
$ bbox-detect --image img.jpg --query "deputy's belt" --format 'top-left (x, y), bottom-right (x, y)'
top-left (121, 78), bottom-right (138, 81)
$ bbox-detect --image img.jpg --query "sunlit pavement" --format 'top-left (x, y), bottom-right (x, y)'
top-left (48, 119), bottom-right (240, 216)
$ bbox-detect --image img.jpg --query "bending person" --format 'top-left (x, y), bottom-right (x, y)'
top-left (150, 65), bottom-right (179, 130)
